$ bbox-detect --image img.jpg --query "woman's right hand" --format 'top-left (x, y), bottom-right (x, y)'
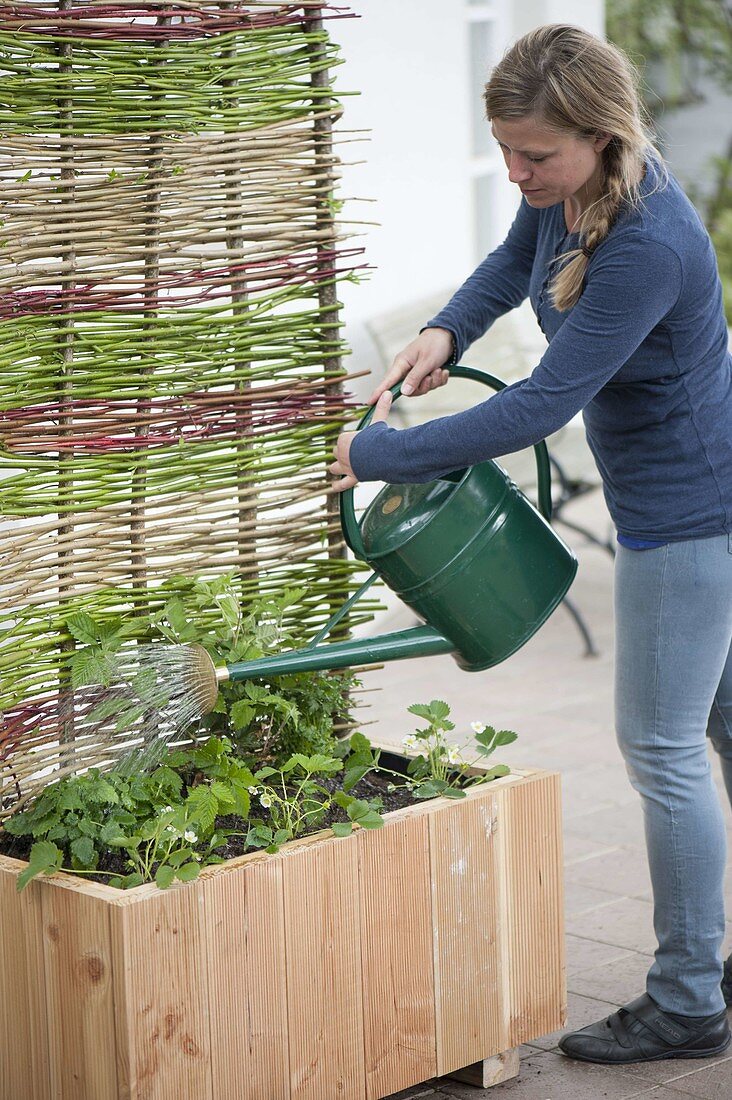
top-left (368, 326), bottom-right (454, 404)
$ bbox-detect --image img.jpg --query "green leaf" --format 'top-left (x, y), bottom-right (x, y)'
top-left (65, 612), bottom-right (102, 645)
top-left (71, 651), bottom-right (114, 688)
top-left (185, 786), bottom-right (218, 833)
top-left (210, 781), bottom-right (236, 811)
top-left (114, 704), bottom-right (147, 733)
top-left (280, 753), bottom-right (309, 773)
top-left (70, 836), bottom-right (97, 868)
top-left (167, 848), bottom-right (192, 868)
top-left (413, 779), bottom-right (450, 800)
top-left (100, 821), bottom-right (131, 846)
top-left (17, 841), bottom-right (63, 890)
top-left (246, 824), bottom-right (273, 849)
top-left (229, 779), bottom-right (251, 819)
top-left (440, 787), bottom-right (467, 800)
top-left (155, 864), bottom-right (176, 889)
top-left (123, 872), bottom-right (145, 889)
top-left (408, 699), bottom-right (451, 723)
top-left (230, 700), bottom-right (255, 730)
top-left (176, 862), bottom-right (200, 883)
top-left (86, 777), bottom-right (119, 805)
top-left (58, 786), bottom-right (84, 812)
top-left (88, 695), bottom-right (131, 724)
top-left (407, 703), bottom-right (434, 721)
top-left (480, 764), bottom-right (511, 781)
top-left (162, 598), bottom-right (188, 636)
top-left (493, 730), bottom-right (518, 747)
top-left (348, 730), bottom-right (372, 757)
top-left (306, 754), bottom-right (342, 776)
top-left (343, 764), bottom-right (369, 793)
top-left (331, 822), bottom-right (353, 837)
top-left (130, 668), bottom-right (161, 704)
top-left (254, 766), bottom-right (278, 780)
top-left (345, 797), bottom-right (384, 830)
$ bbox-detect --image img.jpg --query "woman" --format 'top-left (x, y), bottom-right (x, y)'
top-left (330, 25), bottom-right (732, 1065)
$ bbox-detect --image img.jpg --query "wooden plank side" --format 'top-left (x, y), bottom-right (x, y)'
top-left (503, 774), bottom-right (566, 1046)
top-left (359, 813), bottom-right (437, 1100)
top-left (203, 857), bottom-right (290, 1100)
top-left (0, 869), bottom-right (50, 1100)
top-left (41, 883), bottom-right (119, 1099)
top-left (282, 836), bottom-right (365, 1100)
top-left (110, 883), bottom-right (213, 1100)
top-left (429, 790), bottom-right (510, 1076)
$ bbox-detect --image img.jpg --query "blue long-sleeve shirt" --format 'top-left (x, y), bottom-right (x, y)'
top-left (350, 161), bottom-right (732, 541)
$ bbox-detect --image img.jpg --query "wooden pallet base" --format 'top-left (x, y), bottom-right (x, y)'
top-left (447, 1047), bottom-right (520, 1088)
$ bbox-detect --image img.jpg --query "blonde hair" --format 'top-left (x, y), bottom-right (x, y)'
top-left (484, 24), bottom-right (663, 311)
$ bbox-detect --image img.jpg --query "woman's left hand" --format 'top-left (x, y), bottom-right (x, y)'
top-left (329, 391), bottom-right (393, 492)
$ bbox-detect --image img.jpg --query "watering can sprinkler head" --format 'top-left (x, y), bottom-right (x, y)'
top-left (187, 644), bottom-right (226, 716)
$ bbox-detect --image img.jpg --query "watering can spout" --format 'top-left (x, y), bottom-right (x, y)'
top-left (219, 625), bottom-right (454, 683)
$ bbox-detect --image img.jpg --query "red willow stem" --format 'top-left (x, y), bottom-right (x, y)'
top-left (0, 390), bottom-right (357, 453)
top-left (0, 248), bottom-right (368, 318)
top-left (0, 4), bottom-right (356, 40)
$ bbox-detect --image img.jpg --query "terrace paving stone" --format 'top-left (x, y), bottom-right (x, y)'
top-left (565, 846), bottom-right (653, 899)
top-left (568, 951), bottom-right (658, 1005)
top-left (564, 933), bottom-right (636, 977)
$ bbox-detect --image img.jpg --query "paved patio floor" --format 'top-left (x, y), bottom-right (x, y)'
top-left (357, 489), bottom-right (732, 1100)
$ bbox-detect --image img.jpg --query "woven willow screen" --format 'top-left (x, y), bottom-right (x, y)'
top-left (0, 1), bottom-right (368, 816)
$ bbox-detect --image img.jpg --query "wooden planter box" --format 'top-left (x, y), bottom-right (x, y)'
top-left (0, 768), bottom-right (565, 1100)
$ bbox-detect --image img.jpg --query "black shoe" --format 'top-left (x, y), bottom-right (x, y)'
top-left (723, 955), bottom-right (732, 1008)
top-left (558, 993), bottom-right (731, 1065)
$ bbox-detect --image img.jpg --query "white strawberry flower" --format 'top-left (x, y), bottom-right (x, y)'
top-left (402, 734), bottom-right (419, 750)
top-left (184, 830), bottom-right (198, 844)
top-left (446, 745), bottom-right (464, 765)
top-left (259, 793), bottom-right (273, 809)
top-left (470, 721), bottom-right (486, 734)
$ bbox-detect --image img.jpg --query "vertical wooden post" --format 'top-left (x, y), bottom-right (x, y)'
top-left (222, 41), bottom-right (258, 581)
top-left (304, 7), bottom-right (349, 632)
top-left (55, 0), bottom-right (77, 759)
top-left (131, 17), bottom-right (171, 600)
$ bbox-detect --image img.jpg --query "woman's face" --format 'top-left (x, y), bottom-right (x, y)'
top-left (491, 115), bottom-right (610, 210)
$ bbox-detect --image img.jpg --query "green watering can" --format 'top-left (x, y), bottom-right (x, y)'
top-left (193, 364), bottom-right (577, 706)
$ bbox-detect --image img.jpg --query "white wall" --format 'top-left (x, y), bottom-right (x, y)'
top-left (511, 0), bottom-right (603, 38)
top-left (333, 2), bottom-right (474, 325)
top-left (333, 1), bottom-right (605, 391)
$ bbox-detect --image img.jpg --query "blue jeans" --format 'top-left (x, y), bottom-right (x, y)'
top-left (615, 534), bottom-right (732, 1017)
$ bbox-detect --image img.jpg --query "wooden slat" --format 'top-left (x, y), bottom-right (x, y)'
top-left (359, 812), bottom-right (437, 1100)
top-left (429, 790), bottom-right (510, 1075)
top-left (41, 884), bottom-right (118, 1099)
top-left (204, 858), bottom-right (290, 1100)
top-left (504, 774), bottom-right (566, 1045)
top-left (110, 883), bottom-right (213, 1100)
top-left (0, 867), bottom-right (50, 1100)
top-left (282, 836), bottom-right (365, 1100)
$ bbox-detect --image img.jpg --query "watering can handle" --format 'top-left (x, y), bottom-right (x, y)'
top-left (340, 364), bottom-right (554, 561)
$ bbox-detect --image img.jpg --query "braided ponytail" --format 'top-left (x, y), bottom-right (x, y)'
top-left (484, 25), bottom-right (664, 312)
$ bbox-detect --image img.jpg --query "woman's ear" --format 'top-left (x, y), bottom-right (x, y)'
top-left (593, 131), bottom-right (613, 153)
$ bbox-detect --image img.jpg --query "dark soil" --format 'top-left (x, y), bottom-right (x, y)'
top-left (0, 763), bottom-right (422, 888)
